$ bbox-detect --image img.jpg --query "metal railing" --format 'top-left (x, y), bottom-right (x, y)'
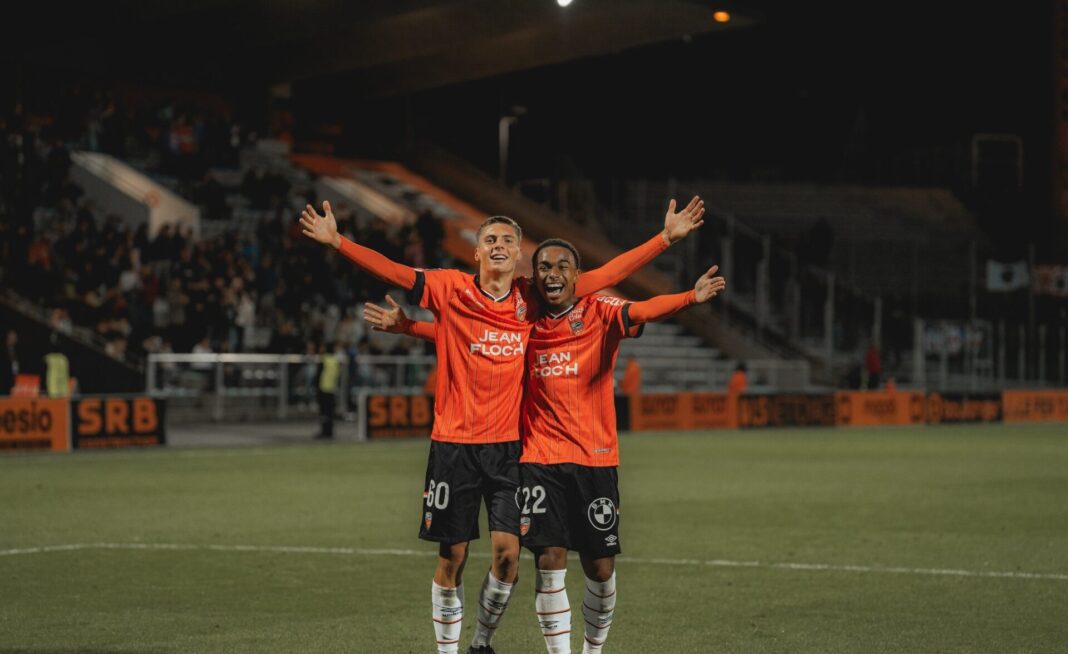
top-left (146, 353), bottom-right (436, 422)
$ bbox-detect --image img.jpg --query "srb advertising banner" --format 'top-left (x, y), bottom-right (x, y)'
top-left (72, 397), bottom-right (167, 449)
top-left (366, 394), bottom-right (434, 438)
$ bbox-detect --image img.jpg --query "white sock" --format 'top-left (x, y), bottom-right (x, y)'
top-left (581, 573), bottom-right (616, 654)
top-left (432, 581), bottom-right (464, 654)
top-left (535, 568), bottom-right (571, 654)
top-left (471, 570), bottom-right (514, 647)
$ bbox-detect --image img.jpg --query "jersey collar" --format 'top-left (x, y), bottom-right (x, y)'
top-left (473, 275), bottom-right (512, 302)
top-left (546, 302), bottom-right (578, 319)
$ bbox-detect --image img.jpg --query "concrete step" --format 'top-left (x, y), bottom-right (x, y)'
top-left (619, 344), bottom-right (721, 360)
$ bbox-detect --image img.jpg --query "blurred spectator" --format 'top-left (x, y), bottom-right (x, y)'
top-left (317, 342), bottom-right (344, 439)
top-left (728, 362), bottom-right (748, 395)
top-left (864, 342), bottom-right (882, 390)
top-left (44, 338), bottom-right (71, 398)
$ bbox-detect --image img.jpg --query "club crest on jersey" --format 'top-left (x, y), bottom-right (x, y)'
top-left (569, 319), bottom-right (584, 334)
top-left (520, 516), bottom-right (531, 536)
top-left (587, 497), bottom-right (617, 531)
top-left (516, 297), bottom-right (527, 320)
top-left (424, 511), bottom-right (433, 530)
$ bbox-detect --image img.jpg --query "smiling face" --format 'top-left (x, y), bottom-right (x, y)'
top-left (534, 245), bottom-right (579, 310)
top-left (474, 222), bottom-right (521, 277)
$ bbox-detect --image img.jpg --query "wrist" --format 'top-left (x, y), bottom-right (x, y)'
top-left (661, 230), bottom-right (673, 246)
top-left (331, 234), bottom-right (342, 250)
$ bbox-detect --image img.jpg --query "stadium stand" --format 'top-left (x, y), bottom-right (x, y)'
top-left (0, 88), bottom-right (437, 402)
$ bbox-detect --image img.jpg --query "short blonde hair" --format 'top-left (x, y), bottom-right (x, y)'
top-left (477, 215), bottom-right (522, 241)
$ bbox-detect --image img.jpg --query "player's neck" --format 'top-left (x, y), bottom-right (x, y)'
top-left (477, 268), bottom-right (514, 299)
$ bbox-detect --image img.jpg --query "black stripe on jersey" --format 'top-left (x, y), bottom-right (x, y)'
top-left (622, 303), bottom-right (645, 338)
top-left (409, 270), bottom-right (426, 305)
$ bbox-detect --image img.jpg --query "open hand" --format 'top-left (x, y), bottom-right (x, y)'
top-left (662, 196), bottom-right (706, 244)
top-left (363, 295), bottom-right (410, 333)
top-left (299, 201), bottom-right (341, 249)
top-left (694, 265), bottom-right (727, 302)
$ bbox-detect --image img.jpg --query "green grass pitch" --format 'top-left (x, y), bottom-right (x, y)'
top-left (2, 424), bottom-right (1067, 653)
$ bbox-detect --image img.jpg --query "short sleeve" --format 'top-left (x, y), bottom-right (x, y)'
top-left (412, 269), bottom-right (466, 315)
top-left (591, 295), bottom-right (642, 339)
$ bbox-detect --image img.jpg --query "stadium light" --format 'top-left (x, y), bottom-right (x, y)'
top-left (713, 10), bottom-right (731, 23)
top-left (557, 0), bottom-right (573, 7)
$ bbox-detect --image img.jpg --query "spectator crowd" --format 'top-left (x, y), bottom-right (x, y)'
top-left (1, 85), bottom-right (443, 374)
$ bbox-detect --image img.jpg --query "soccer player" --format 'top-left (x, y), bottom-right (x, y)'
top-left (368, 241), bottom-right (726, 654)
top-left (300, 198), bottom-right (705, 654)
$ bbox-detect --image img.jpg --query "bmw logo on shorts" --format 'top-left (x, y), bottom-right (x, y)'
top-left (587, 497), bottom-right (617, 531)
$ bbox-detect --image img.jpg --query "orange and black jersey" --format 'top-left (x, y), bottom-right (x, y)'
top-left (520, 290), bottom-right (698, 466)
top-left (386, 233), bottom-right (671, 445)
top-left (410, 269), bottom-right (534, 444)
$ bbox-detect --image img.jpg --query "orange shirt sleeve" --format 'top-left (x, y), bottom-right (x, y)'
top-left (406, 319), bottom-right (436, 342)
top-left (575, 233), bottom-right (669, 296)
top-left (337, 236), bottom-right (417, 289)
top-left (410, 269), bottom-right (463, 314)
top-left (626, 290), bottom-right (697, 325)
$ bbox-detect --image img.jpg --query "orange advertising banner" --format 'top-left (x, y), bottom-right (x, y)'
top-left (925, 393), bottom-right (1002, 424)
top-left (690, 393), bottom-right (735, 429)
top-left (629, 393), bottom-right (691, 431)
top-left (835, 391), bottom-right (926, 427)
top-left (1002, 390), bottom-right (1068, 423)
top-left (366, 394), bottom-right (434, 438)
top-left (0, 397), bottom-right (70, 452)
top-left (629, 393), bottom-right (735, 431)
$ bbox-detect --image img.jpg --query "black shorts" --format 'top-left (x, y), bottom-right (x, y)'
top-left (518, 463), bottom-right (621, 559)
top-left (419, 440), bottom-right (521, 543)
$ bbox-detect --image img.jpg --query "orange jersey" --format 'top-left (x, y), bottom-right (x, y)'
top-left (392, 234), bottom-right (671, 444)
top-left (520, 290), bottom-right (697, 466)
top-left (520, 294), bottom-right (642, 467)
top-left (414, 269), bottom-right (537, 443)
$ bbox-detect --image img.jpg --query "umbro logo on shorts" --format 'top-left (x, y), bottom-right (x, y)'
top-left (605, 534), bottom-right (618, 547)
top-left (587, 497), bottom-right (617, 531)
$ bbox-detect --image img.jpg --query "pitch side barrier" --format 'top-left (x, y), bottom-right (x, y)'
top-left (0, 395), bottom-right (167, 453)
top-left (354, 389), bottom-right (1068, 439)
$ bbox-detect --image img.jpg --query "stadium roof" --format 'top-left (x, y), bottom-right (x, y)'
top-left (12, 0), bottom-right (770, 95)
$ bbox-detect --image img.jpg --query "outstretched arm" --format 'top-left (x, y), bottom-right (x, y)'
top-left (576, 196), bottom-right (706, 296)
top-left (363, 295), bottom-right (436, 342)
top-left (300, 201), bottom-right (417, 289)
top-left (628, 265), bottom-right (726, 324)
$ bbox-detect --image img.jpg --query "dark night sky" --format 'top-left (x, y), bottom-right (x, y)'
top-left (326, 1), bottom-right (1051, 200)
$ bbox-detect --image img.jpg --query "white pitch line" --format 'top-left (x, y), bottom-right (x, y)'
top-left (1, 542), bottom-right (1066, 582)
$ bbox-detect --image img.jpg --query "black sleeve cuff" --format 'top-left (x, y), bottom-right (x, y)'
top-left (408, 270), bottom-right (426, 305)
top-left (622, 304), bottom-right (645, 338)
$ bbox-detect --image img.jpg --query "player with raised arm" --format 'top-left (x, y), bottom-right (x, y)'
top-left (366, 241), bottom-right (726, 654)
top-left (300, 198), bottom-right (705, 654)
